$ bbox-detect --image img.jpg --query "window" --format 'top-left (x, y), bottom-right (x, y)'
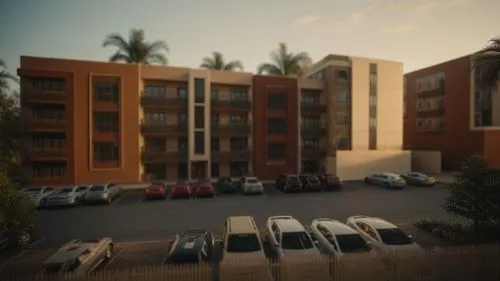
top-left (281, 232), bottom-right (314, 250)
top-left (337, 137), bottom-right (350, 149)
top-left (369, 95), bottom-right (377, 107)
top-left (178, 113), bottom-right (187, 125)
top-left (230, 162), bottom-right (247, 177)
top-left (211, 113), bottom-right (219, 125)
top-left (267, 93), bottom-right (286, 109)
top-left (144, 85), bottom-right (165, 97)
top-left (226, 234), bottom-right (261, 253)
top-left (32, 162), bottom-right (66, 178)
top-left (93, 112), bottom-right (119, 132)
top-left (336, 90), bottom-right (349, 103)
top-left (302, 117), bottom-right (320, 127)
top-left (267, 118), bottom-right (287, 134)
top-left (211, 137), bottom-right (219, 151)
top-left (210, 89), bottom-right (218, 100)
top-left (195, 132), bottom-right (205, 154)
top-left (370, 117), bottom-right (377, 128)
top-left (32, 107), bottom-right (65, 120)
top-left (177, 87), bottom-right (187, 100)
top-left (178, 137), bottom-right (187, 151)
top-left (144, 112), bottom-right (165, 124)
top-left (229, 115), bottom-right (247, 125)
top-left (230, 137), bottom-right (247, 150)
top-left (211, 163), bottom-right (219, 177)
top-left (94, 83), bottom-right (119, 101)
top-left (369, 73), bottom-right (377, 88)
top-left (93, 142), bottom-right (119, 161)
top-left (267, 142), bottom-right (286, 160)
top-left (311, 71), bottom-right (323, 80)
top-left (336, 115), bottom-right (347, 125)
top-left (194, 78), bottom-right (205, 103)
top-left (195, 106), bottom-right (205, 129)
top-left (144, 138), bottom-right (166, 152)
top-left (230, 90), bottom-right (247, 101)
top-left (301, 93), bottom-right (319, 105)
top-left (377, 228), bottom-right (412, 245)
top-left (336, 234), bottom-right (370, 253)
top-left (177, 163), bottom-right (188, 179)
top-left (338, 70), bottom-right (349, 80)
top-left (32, 136), bottom-right (66, 149)
top-left (303, 139), bottom-right (319, 148)
top-left (30, 77), bottom-right (65, 92)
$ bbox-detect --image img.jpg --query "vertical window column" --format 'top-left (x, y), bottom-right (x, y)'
top-left (369, 64), bottom-right (377, 150)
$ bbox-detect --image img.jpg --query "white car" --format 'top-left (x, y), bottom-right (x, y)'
top-left (240, 177), bottom-right (264, 194)
top-left (46, 186), bottom-right (88, 208)
top-left (21, 186), bottom-right (57, 208)
top-left (346, 216), bottom-right (422, 254)
top-left (310, 218), bottom-right (373, 257)
top-left (364, 173), bottom-right (406, 189)
top-left (265, 216), bottom-right (321, 260)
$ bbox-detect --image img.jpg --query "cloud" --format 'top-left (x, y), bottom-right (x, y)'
top-left (291, 14), bottom-right (320, 28)
top-left (389, 0), bottom-right (470, 14)
top-left (325, 6), bottom-right (375, 33)
top-left (381, 23), bottom-right (420, 34)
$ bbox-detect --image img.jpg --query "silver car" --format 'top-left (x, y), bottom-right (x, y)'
top-left (46, 186), bottom-right (88, 208)
top-left (364, 172), bottom-right (406, 189)
top-left (21, 186), bottom-right (57, 208)
top-left (240, 177), bottom-right (264, 195)
top-left (85, 183), bottom-right (121, 204)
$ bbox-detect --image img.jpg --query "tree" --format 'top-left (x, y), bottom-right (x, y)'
top-left (102, 28), bottom-right (169, 65)
top-left (257, 42), bottom-right (312, 76)
top-left (0, 59), bottom-right (19, 95)
top-left (472, 37), bottom-right (500, 92)
top-left (200, 52), bottom-right (243, 71)
top-left (442, 155), bottom-right (500, 244)
top-left (0, 176), bottom-right (36, 232)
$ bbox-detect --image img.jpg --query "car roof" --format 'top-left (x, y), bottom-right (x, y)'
top-left (171, 235), bottom-right (205, 255)
top-left (380, 172), bottom-right (399, 177)
top-left (275, 218), bottom-right (305, 232)
top-left (353, 216), bottom-right (397, 229)
top-left (181, 229), bottom-right (207, 236)
top-left (227, 216), bottom-right (258, 234)
top-left (313, 219), bottom-right (357, 235)
top-left (245, 177), bottom-right (258, 180)
top-left (44, 238), bottom-right (108, 265)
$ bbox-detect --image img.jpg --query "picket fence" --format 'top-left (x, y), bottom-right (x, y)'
top-left (2, 245), bottom-right (500, 281)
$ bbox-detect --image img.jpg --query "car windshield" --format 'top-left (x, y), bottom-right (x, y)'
top-left (198, 180), bottom-right (210, 185)
top-left (335, 234), bottom-right (370, 253)
top-left (90, 186), bottom-right (105, 191)
top-left (44, 263), bottom-right (64, 274)
top-left (281, 231), bottom-right (314, 250)
top-left (246, 179), bottom-right (259, 184)
top-left (377, 228), bottom-right (413, 245)
top-left (308, 177), bottom-right (320, 183)
top-left (23, 187), bottom-right (42, 192)
top-left (227, 234), bottom-right (261, 252)
top-left (411, 173), bottom-right (426, 178)
top-left (287, 176), bottom-right (301, 182)
top-left (57, 188), bottom-right (73, 193)
top-left (166, 253), bottom-right (199, 264)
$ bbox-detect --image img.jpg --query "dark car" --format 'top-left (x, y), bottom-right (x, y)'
top-left (216, 177), bottom-right (238, 193)
top-left (299, 174), bottom-right (322, 192)
top-left (0, 226), bottom-right (33, 251)
top-left (400, 172), bottom-right (436, 186)
top-left (275, 174), bottom-right (303, 193)
top-left (163, 229), bottom-right (214, 265)
top-left (318, 174), bottom-right (343, 190)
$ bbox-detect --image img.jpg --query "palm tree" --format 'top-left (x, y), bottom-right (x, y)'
top-left (472, 37), bottom-right (500, 91)
top-left (257, 42), bottom-right (312, 76)
top-left (102, 28), bottom-right (169, 65)
top-left (200, 52), bottom-right (243, 71)
top-left (0, 59), bottom-right (19, 95)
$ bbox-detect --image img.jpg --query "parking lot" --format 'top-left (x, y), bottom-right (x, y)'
top-left (0, 182), bottom-right (452, 278)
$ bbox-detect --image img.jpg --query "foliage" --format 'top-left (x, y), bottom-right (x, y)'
top-left (414, 219), bottom-right (500, 245)
top-left (0, 175), bottom-right (36, 230)
top-left (257, 42), bottom-right (312, 76)
top-left (200, 52), bottom-right (243, 71)
top-left (0, 90), bottom-right (22, 163)
top-left (102, 28), bottom-right (169, 65)
top-left (472, 36), bottom-right (500, 92)
top-left (0, 59), bottom-right (19, 95)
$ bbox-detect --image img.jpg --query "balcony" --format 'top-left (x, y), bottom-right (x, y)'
top-left (416, 108), bottom-right (445, 118)
top-left (211, 150), bottom-right (251, 162)
top-left (140, 94), bottom-right (187, 108)
top-left (140, 122), bottom-right (187, 135)
top-left (301, 148), bottom-right (326, 160)
top-left (141, 149), bottom-right (188, 163)
top-left (301, 103), bottom-right (326, 112)
top-left (26, 148), bottom-right (67, 160)
top-left (211, 123), bottom-right (251, 136)
top-left (301, 125), bottom-right (326, 136)
top-left (21, 91), bottom-right (66, 104)
top-left (418, 85), bottom-right (445, 98)
top-left (24, 118), bottom-right (66, 132)
top-left (211, 99), bottom-right (251, 110)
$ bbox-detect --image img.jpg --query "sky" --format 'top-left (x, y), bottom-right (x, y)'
top-left (0, 0), bottom-right (499, 89)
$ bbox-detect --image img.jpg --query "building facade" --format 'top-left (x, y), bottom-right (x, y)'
top-left (403, 55), bottom-right (500, 170)
top-left (19, 54), bottom-right (407, 185)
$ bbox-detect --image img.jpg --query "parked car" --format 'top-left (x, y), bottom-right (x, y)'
top-left (310, 218), bottom-right (373, 257)
top-left (240, 177), bottom-right (264, 195)
top-left (193, 179), bottom-right (216, 198)
top-left (0, 226), bottom-right (34, 250)
top-left (144, 181), bottom-right (167, 200)
top-left (171, 180), bottom-right (192, 199)
top-left (364, 173), bottom-right (406, 189)
top-left (265, 216), bottom-right (321, 260)
top-left (346, 216), bottom-right (422, 254)
top-left (318, 174), bottom-right (343, 191)
top-left (163, 229), bottom-right (214, 265)
top-left (21, 186), bottom-right (57, 209)
top-left (42, 238), bottom-right (114, 276)
top-left (216, 177), bottom-right (238, 194)
top-left (299, 174), bottom-right (322, 192)
top-left (400, 172), bottom-right (436, 186)
top-left (85, 183), bottom-right (121, 204)
top-left (46, 186), bottom-right (88, 208)
top-left (275, 174), bottom-right (303, 193)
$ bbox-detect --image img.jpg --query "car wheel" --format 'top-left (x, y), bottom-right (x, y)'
top-left (40, 198), bottom-right (47, 208)
top-left (383, 182), bottom-right (390, 188)
top-left (17, 231), bottom-right (31, 247)
top-left (107, 197), bottom-right (112, 204)
top-left (105, 244), bottom-right (114, 260)
top-left (73, 197), bottom-right (80, 206)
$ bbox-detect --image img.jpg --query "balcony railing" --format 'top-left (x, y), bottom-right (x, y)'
top-left (140, 121), bottom-right (187, 135)
top-left (301, 103), bottom-right (326, 112)
top-left (211, 123), bottom-right (251, 135)
top-left (211, 99), bottom-right (251, 110)
top-left (25, 148), bottom-right (67, 159)
top-left (141, 148), bottom-right (188, 163)
top-left (21, 91), bottom-right (66, 104)
top-left (301, 148), bottom-right (326, 160)
top-left (418, 84), bottom-right (445, 98)
top-left (301, 125), bottom-right (326, 136)
top-left (140, 94), bottom-right (187, 108)
top-left (416, 108), bottom-right (445, 118)
top-left (211, 150), bottom-right (251, 162)
top-left (24, 118), bottom-right (66, 131)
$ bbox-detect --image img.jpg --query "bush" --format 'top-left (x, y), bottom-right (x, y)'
top-left (0, 183), bottom-right (36, 230)
top-left (415, 219), bottom-right (500, 245)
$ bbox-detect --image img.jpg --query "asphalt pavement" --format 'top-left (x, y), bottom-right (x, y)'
top-left (29, 182), bottom-right (453, 250)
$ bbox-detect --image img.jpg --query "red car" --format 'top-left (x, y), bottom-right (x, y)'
top-left (193, 179), bottom-right (216, 198)
top-left (144, 181), bottom-right (167, 200)
top-left (171, 180), bottom-right (192, 199)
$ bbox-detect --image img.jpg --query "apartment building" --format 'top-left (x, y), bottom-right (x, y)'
top-left (404, 55), bottom-right (500, 170)
top-left (19, 54), bottom-right (407, 185)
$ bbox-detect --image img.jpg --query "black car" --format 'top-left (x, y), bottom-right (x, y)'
top-left (216, 177), bottom-right (238, 193)
top-left (163, 229), bottom-right (214, 265)
top-left (400, 172), bottom-right (436, 186)
top-left (0, 226), bottom-right (33, 251)
top-left (299, 174), bottom-right (322, 191)
top-left (318, 174), bottom-right (342, 190)
top-left (275, 174), bottom-right (303, 193)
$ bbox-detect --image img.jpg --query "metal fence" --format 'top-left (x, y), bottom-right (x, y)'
top-left (3, 245), bottom-right (500, 281)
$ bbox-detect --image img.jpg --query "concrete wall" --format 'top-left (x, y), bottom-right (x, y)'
top-left (336, 150), bottom-right (411, 180)
top-left (411, 150), bottom-right (441, 174)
